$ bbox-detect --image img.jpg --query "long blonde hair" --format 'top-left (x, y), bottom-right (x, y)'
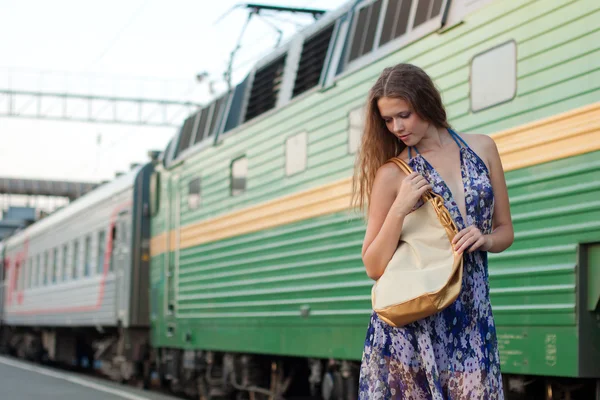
top-left (351, 63), bottom-right (449, 217)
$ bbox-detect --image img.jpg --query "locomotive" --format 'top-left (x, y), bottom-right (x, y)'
top-left (2, 0), bottom-right (600, 398)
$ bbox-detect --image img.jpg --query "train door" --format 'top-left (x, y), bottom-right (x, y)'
top-left (113, 209), bottom-right (131, 324)
top-left (164, 173), bottom-right (180, 329)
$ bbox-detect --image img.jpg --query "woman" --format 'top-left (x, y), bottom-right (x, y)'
top-left (353, 63), bottom-right (514, 399)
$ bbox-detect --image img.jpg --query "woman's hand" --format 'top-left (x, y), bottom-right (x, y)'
top-left (452, 225), bottom-right (492, 254)
top-left (390, 172), bottom-right (432, 217)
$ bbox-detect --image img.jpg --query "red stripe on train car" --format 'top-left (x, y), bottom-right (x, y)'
top-left (6, 201), bottom-right (132, 315)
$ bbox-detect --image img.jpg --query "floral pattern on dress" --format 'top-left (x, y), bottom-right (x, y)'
top-left (359, 131), bottom-right (503, 400)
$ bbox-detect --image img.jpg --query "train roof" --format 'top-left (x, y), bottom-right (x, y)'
top-left (3, 165), bottom-right (146, 248)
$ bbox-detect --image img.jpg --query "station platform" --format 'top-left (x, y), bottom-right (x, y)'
top-left (0, 356), bottom-right (180, 400)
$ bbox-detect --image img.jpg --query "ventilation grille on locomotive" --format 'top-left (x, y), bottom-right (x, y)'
top-left (244, 56), bottom-right (286, 122)
top-left (293, 24), bottom-right (335, 98)
top-left (175, 113), bottom-right (197, 157)
top-left (193, 93), bottom-right (228, 145)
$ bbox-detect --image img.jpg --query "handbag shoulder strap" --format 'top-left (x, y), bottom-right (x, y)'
top-left (386, 157), bottom-right (412, 175)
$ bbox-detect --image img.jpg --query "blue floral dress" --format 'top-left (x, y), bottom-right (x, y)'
top-left (358, 130), bottom-right (504, 399)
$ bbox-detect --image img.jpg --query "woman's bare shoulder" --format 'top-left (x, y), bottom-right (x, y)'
top-left (375, 160), bottom-right (407, 184)
top-left (370, 161), bottom-right (405, 205)
top-left (456, 132), bottom-right (498, 168)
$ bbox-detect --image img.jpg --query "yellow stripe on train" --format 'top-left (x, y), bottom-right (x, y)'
top-left (150, 102), bottom-right (600, 257)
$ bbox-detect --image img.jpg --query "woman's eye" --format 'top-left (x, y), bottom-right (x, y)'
top-left (399, 113), bottom-right (411, 119)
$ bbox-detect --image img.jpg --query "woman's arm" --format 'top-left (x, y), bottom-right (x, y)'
top-left (484, 135), bottom-right (514, 253)
top-left (361, 163), bottom-right (431, 280)
top-left (452, 134), bottom-right (514, 254)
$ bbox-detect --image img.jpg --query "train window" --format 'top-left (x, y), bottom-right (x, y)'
top-left (109, 226), bottom-right (116, 273)
top-left (52, 248), bottom-right (58, 283)
top-left (285, 131), bottom-right (308, 176)
top-left (97, 230), bottom-right (106, 274)
top-left (188, 178), bottom-right (201, 210)
top-left (223, 77), bottom-right (250, 134)
top-left (193, 106), bottom-right (211, 144)
top-left (72, 240), bottom-right (80, 279)
top-left (150, 172), bottom-right (161, 216)
top-left (413, 0), bottom-right (443, 28)
top-left (347, 0), bottom-right (383, 63)
top-left (380, 0), bottom-right (412, 46)
top-left (61, 244), bottom-right (68, 281)
top-left (17, 261), bottom-right (24, 291)
top-left (343, 0), bottom-right (443, 71)
top-left (175, 112), bottom-right (198, 158)
top-left (43, 251), bottom-right (49, 285)
top-left (207, 95), bottom-right (228, 138)
top-left (231, 156), bottom-right (248, 196)
top-left (28, 258), bottom-right (33, 288)
top-left (21, 261), bottom-right (26, 291)
top-left (25, 259), bottom-right (31, 289)
top-left (84, 236), bottom-right (92, 277)
top-left (34, 254), bottom-right (40, 287)
top-left (470, 40), bottom-right (517, 112)
top-left (348, 106), bottom-right (365, 154)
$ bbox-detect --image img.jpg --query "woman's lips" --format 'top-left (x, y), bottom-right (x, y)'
top-left (398, 133), bottom-right (411, 141)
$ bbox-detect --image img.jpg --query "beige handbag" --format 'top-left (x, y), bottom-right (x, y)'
top-left (371, 157), bottom-right (464, 327)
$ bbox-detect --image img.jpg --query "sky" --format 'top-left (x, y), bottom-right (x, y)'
top-left (0, 0), bottom-right (349, 184)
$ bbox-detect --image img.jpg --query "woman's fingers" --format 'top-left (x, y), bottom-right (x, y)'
top-left (405, 172), bottom-right (420, 181)
top-left (467, 237), bottom-right (487, 253)
top-left (453, 226), bottom-right (477, 246)
top-left (452, 226), bottom-right (473, 244)
top-left (415, 179), bottom-right (430, 189)
top-left (455, 234), bottom-right (478, 254)
top-left (417, 185), bottom-right (432, 195)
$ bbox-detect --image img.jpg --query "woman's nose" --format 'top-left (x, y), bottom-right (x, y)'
top-left (393, 119), bottom-right (404, 132)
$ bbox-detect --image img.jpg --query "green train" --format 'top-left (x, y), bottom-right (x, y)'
top-left (2, 0), bottom-right (600, 399)
top-left (149, 0), bottom-right (600, 398)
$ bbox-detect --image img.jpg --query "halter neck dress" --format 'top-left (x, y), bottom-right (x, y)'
top-left (358, 129), bottom-right (504, 399)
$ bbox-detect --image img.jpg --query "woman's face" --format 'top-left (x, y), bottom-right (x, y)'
top-left (377, 97), bottom-right (430, 147)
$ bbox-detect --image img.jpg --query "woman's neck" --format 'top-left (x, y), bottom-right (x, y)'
top-left (415, 125), bottom-right (451, 153)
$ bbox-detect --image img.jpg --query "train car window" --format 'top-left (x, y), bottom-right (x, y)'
top-left (162, 139), bottom-right (173, 168)
top-left (347, 0), bottom-right (383, 63)
top-left (470, 40), bottom-right (517, 112)
top-left (21, 261), bottom-right (26, 291)
top-left (109, 225), bottom-right (116, 272)
top-left (380, 0), bottom-right (412, 46)
top-left (343, 0), bottom-right (443, 71)
top-left (17, 261), bottom-right (23, 291)
top-left (208, 95), bottom-right (228, 138)
top-left (150, 172), bottom-right (161, 216)
top-left (413, 0), bottom-right (443, 28)
top-left (28, 258), bottom-right (33, 288)
top-left (175, 112), bottom-right (198, 157)
top-left (26, 259), bottom-right (32, 289)
top-left (193, 106), bottom-right (211, 144)
top-left (84, 236), bottom-right (92, 277)
top-left (223, 77), bottom-right (250, 134)
top-left (348, 106), bottom-right (366, 154)
top-left (34, 254), bottom-right (40, 287)
top-left (61, 244), bottom-right (68, 281)
top-left (286, 131), bottom-right (308, 176)
top-left (97, 230), bottom-right (106, 274)
top-left (52, 248), bottom-right (58, 283)
top-left (188, 178), bottom-right (201, 210)
top-left (72, 240), bottom-right (80, 279)
top-left (43, 251), bottom-right (49, 285)
top-left (231, 156), bottom-right (248, 196)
